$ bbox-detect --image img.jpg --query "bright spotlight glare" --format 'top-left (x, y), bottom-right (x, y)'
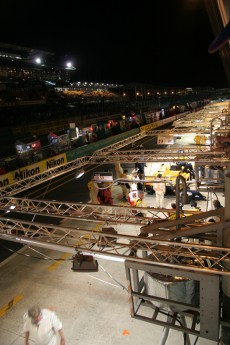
top-left (35, 57), bottom-right (41, 64)
top-left (75, 170), bottom-right (85, 179)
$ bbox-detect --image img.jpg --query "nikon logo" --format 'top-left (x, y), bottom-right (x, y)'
top-left (14, 167), bottom-right (40, 180)
top-left (46, 157), bottom-right (64, 169)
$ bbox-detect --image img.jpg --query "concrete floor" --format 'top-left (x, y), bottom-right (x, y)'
top-left (0, 182), bottom-right (224, 345)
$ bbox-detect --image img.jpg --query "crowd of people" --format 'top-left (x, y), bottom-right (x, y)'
top-left (86, 162), bottom-right (223, 222)
top-left (82, 123), bottom-right (228, 222)
top-left (87, 163), bottom-right (147, 209)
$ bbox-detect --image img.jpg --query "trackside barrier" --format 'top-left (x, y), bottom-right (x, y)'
top-left (0, 154), bottom-right (67, 189)
top-left (65, 128), bottom-right (140, 161)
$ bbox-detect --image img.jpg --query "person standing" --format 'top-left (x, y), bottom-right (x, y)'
top-left (23, 305), bottom-right (65, 345)
top-left (120, 168), bottom-right (131, 200)
top-left (97, 184), bottom-right (113, 205)
top-left (115, 163), bottom-right (131, 200)
top-left (135, 163), bottom-right (146, 191)
top-left (153, 174), bottom-right (166, 208)
top-left (88, 178), bottom-right (100, 204)
top-left (135, 162), bottom-right (146, 180)
top-left (85, 130), bottom-right (90, 143)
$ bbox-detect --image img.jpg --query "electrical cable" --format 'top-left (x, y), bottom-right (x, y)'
top-left (98, 264), bottom-right (128, 292)
top-left (0, 241), bottom-right (128, 294)
top-left (0, 241), bottom-right (72, 261)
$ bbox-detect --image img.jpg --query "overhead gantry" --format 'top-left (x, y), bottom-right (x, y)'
top-left (0, 149), bottom-right (229, 197)
top-left (0, 198), bottom-right (228, 276)
top-left (0, 194), bottom-right (229, 342)
top-left (0, 115), bottom-right (230, 343)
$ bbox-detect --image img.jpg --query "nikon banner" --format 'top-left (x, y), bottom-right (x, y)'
top-left (0, 153), bottom-right (67, 189)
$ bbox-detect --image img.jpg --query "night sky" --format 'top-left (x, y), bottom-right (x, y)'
top-left (1, 0), bottom-right (229, 88)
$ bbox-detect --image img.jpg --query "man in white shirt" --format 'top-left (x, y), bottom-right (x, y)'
top-left (23, 305), bottom-right (65, 345)
top-left (153, 174), bottom-right (166, 208)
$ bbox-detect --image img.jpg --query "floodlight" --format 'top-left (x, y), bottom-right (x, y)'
top-left (5, 204), bottom-right (16, 214)
top-left (72, 253), bottom-right (98, 272)
top-left (75, 169), bottom-right (85, 179)
top-left (35, 57), bottom-right (42, 64)
top-left (9, 205), bottom-right (16, 210)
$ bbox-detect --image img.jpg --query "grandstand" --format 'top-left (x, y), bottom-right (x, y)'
top-left (0, 42), bottom-right (229, 160)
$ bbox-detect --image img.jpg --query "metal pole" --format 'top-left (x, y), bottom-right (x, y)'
top-left (221, 163), bottom-right (230, 345)
top-left (222, 260), bottom-right (230, 345)
top-left (159, 324), bottom-right (170, 345)
top-left (180, 315), bottom-right (191, 345)
top-left (194, 162), bottom-right (199, 190)
top-left (159, 314), bottom-right (173, 345)
top-left (175, 175), bottom-right (187, 221)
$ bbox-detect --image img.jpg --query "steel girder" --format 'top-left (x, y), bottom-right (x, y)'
top-left (0, 156), bottom-right (90, 197)
top-left (0, 149), bottom-right (228, 197)
top-left (145, 128), bottom-right (230, 135)
top-left (91, 132), bottom-right (146, 154)
top-left (0, 120), bottom-right (229, 278)
top-left (0, 196), bottom-right (222, 226)
top-left (0, 197), bottom-right (156, 225)
top-left (0, 216), bottom-right (230, 276)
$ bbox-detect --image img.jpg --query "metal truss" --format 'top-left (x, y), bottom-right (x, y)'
top-left (0, 197), bottom-right (157, 225)
top-left (88, 127), bottom-right (223, 156)
top-left (0, 116), bottom-right (229, 278)
top-left (0, 196), bottom-right (223, 227)
top-left (88, 149), bottom-right (228, 164)
top-left (0, 109), bottom-right (229, 342)
top-left (0, 214), bottom-right (230, 276)
top-left (146, 128), bottom-right (210, 135)
top-left (145, 127), bottom-right (230, 135)
top-left (1, 148), bottom-right (229, 197)
top-left (0, 196), bottom-right (228, 276)
top-left (91, 128), bottom-right (219, 155)
top-left (1, 121), bottom-right (229, 197)
top-left (91, 131), bottom-right (146, 154)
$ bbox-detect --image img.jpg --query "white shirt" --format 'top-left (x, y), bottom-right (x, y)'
top-left (153, 181), bottom-right (166, 194)
top-left (23, 309), bottom-right (62, 345)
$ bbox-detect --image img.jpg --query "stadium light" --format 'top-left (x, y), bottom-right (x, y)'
top-left (65, 61), bottom-right (76, 70)
top-left (35, 57), bottom-right (42, 64)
